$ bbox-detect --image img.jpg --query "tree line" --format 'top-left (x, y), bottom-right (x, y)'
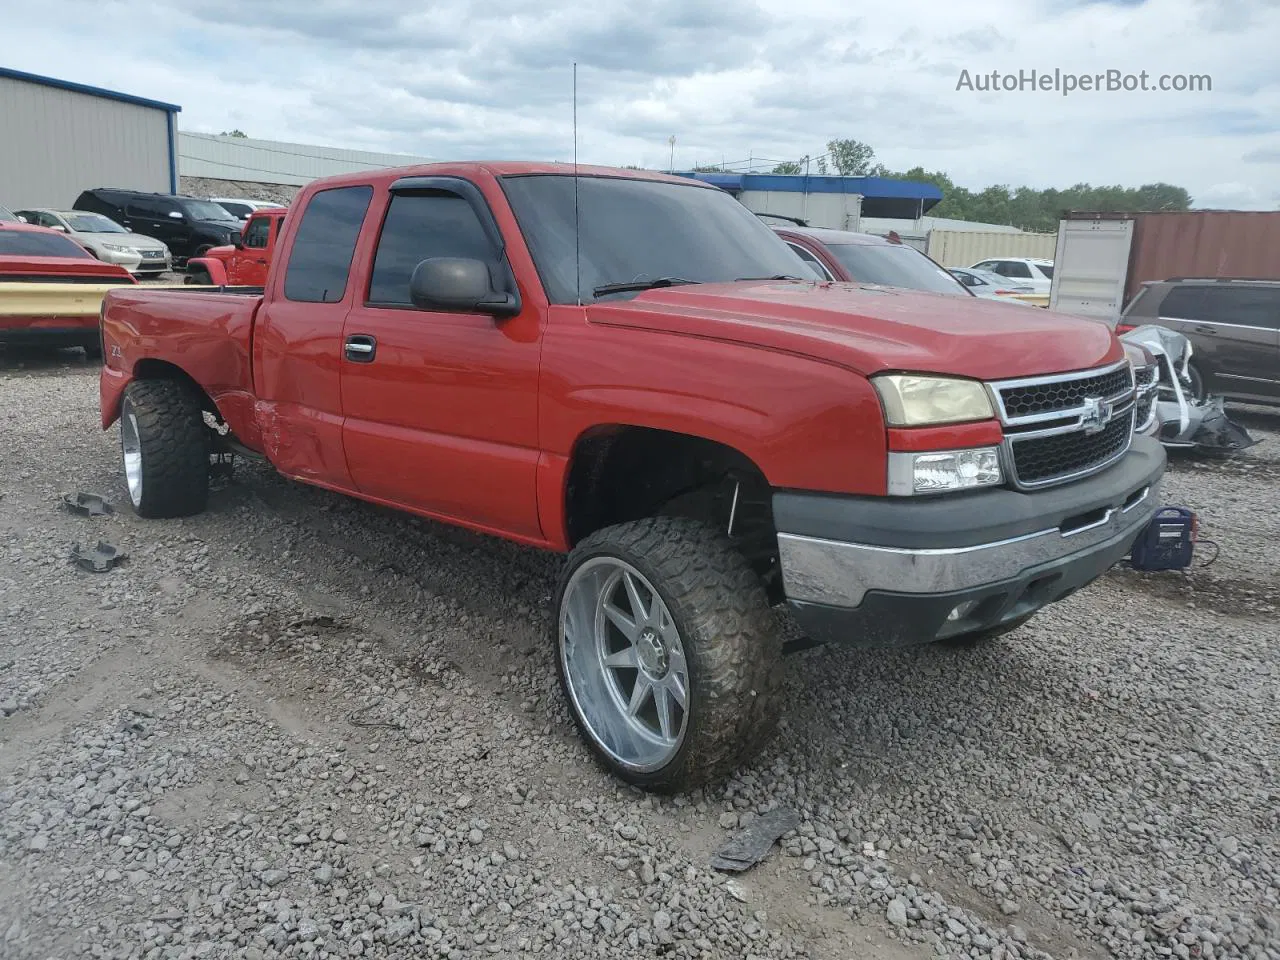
top-left (753, 139), bottom-right (1192, 233)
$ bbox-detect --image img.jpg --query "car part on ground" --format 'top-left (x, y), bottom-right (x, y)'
top-left (709, 808), bottom-right (801, 872)
top-left (62, 492), bottom-right (114, 516)
top-left (1121, 324), bottom-right (1258, 455)
top-left (69, 539), bottom-right (126, 572)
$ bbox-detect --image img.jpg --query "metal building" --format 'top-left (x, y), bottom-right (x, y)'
top-left (178, 132), bottom-right (435, 188)
top-left (0, 67), bottom-right (180, 209)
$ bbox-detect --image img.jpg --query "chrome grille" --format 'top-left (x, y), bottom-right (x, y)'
top-left (990, 361), bottom-right (1136, 490)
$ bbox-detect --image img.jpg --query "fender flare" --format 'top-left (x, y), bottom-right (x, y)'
top-left (185, 257), bottom-right (227, 285)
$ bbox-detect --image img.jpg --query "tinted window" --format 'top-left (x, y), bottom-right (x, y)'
top-left (501, 175), bottom-right (809, 304)
top-left (243, 217), bottom-right (271, 249)
top-left (1037, 263), bottom-right (1054, 279)
top-left (952, 270), bottom-right (978, 287)
top-left (218, 201), bottom-right (253, 219)
top-left (368, 193), bottom-right (496, 305)
top-left (785, 242), bottom-right (831, 280)
top-left (824, 243), bottom-right (969, 296)
top-left (284, 185), bottom-right (373, 303)
top-left (1159, 286), bottom-right (1205, 320)
top-left (126, 197), bottom-right (178, 219)
top-left (0, 230), bottom-right (93, 258)
top-left (1200, 285), bottom-right (1280, 329)
top-left (178, 199), bottom-right (240, 222)
top-left (1001, 261), bottom-right (1033, 279)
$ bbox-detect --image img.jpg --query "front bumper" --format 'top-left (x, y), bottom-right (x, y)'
top-left (775, 435), bottom-right (1166, 647)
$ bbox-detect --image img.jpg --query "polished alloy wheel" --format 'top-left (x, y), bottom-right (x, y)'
top-left (559, 557), bottom-right (690, 772)
top-left (120, 406), bottom-right (144, 508)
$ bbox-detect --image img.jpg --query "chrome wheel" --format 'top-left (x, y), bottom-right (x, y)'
top-left (559, 557), bottom-right (690, 773)
top-left (120, 405), bottom-right (143, 508)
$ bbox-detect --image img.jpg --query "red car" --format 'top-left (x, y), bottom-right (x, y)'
top-left (772, 223), bottom-right (975, 296)
top-left (184, 208), bottom-right (286, 287)
top-left (98, 162), bottom-right (1164, 790)
top-left (1, 221), bottom-right (135, 352)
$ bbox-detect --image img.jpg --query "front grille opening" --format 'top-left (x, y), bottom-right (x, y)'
top-left (1060, 506), bottom-right (1109, 535)
top-left (1010, 409), bottom-right (1134, 485)
top-left (1000, 366), bottom-right (1133, 419)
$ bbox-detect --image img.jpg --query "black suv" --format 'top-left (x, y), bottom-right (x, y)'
top-left (72, 189), bottom-right (241, 264)
top-left (1120, 278), bottom-right (1280, 406)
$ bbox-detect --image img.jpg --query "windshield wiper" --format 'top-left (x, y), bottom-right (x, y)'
top-left (592, 277), bottom-right (701, 298)
top-left (735, 274), bottom-right (807, 281)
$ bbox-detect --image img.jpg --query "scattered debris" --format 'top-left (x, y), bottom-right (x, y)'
top-left (62, 492), bottom-right (113, 516)
top-left (710, 808), bottom-right (800, 872)
top-left (70, 540), bottom-right (127, 573)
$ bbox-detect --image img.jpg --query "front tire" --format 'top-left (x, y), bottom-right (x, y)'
top-left (555, 517), bottom-right (783, 792)
top-left (1185, 362), bottom-right (1207, 403)
top-left (119, 380), bottom-right (210, 518)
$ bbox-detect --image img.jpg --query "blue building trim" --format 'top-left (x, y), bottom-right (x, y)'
top-left (676, 171), bottom-right (943, 206)
top-left (0, 65), bottom-right (182, 113)
top-left (166, 112), bottom-right (179, 194)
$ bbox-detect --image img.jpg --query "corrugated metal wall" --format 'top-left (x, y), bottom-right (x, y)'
top-left (926, 230), bottom-right (1057, 267)
top-left (1065, 211), bottom-right (1280, 303)
top-left (178, 133), bottom-right (435, 187)
top-left (0, 75), bottom-right (171, 208)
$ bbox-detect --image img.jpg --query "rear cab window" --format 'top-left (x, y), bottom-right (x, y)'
top-left (283, 186), bottom-right (374, 303)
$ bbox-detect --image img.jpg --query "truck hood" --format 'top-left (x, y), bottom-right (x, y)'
top-left (588, 280), bottom-right (1120, 380)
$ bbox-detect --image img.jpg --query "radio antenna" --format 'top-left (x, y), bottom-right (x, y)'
top-left (573, 61), bottom-right (582, 307)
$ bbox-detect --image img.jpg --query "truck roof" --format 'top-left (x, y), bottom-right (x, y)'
top-left (305, 161), bottom-right (722, 191)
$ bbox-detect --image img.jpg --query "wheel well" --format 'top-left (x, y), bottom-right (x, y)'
top-left (132, 359), bottom-right (222, 424)
top-left (564, 426), bottom-right (782, 600)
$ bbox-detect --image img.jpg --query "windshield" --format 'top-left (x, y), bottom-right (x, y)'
top-left (65, 213), bottom-right (127, 233)
top-left (0, 205), bottom-right (18, 223)
top-left (178, 199), bottom-right (240, 222)
top-left (825, 243), bottom-right (968, 296)
top-left (0, 231), bottom-right (93, 258)
top-left (1038, 263), bottom-right (1055, 279)
top-left (501, 175), bottom-right (809, 303)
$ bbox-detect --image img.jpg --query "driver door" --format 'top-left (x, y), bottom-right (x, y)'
top-left (339, 181), bottom-right (544, 540)
top-left (229, 216), bottom-right (270, 285)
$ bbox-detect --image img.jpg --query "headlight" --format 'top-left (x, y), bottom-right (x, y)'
top-left (873, 374), bottom-right (994, 426)
top-left (101, 243), bottom-right (137, 254)
top-left (887, 448), bottom-right (1002, 495)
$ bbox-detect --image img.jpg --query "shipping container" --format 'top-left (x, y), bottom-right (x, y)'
top-left (925, 229), bottom-right (1057, 268)
top-left (1049, 210), bottom-right (1280, 322)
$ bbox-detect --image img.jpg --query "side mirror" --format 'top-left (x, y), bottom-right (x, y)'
top-left (51, 224), bottom-right (69, 232)
top-left (409, 258), bottom-right (520, 317)
top-left (167, 210), bottom-right (184, 220)
top-left (229, 234), bottom-right (243, 249)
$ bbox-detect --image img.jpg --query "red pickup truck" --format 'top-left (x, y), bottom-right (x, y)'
top-left (99, 162), bottom-right (1165, 790)
top-left (184, 207), bottom-right (286, 287)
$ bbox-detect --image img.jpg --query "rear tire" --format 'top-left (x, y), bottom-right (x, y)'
top-left (119, 380), bottom-right (210, 518)
top-left (555, 517), bottom-right (783, 792)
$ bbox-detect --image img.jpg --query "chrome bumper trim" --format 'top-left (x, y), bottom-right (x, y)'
top-left (776, 487), bottom-right (1157, 608)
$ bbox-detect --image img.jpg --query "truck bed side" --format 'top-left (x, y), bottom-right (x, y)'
top-left (99, 287), bottom-right (263, 447)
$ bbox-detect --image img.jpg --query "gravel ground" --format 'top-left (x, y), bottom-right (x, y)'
top-left (1, 353), bottom-right (1277, 960)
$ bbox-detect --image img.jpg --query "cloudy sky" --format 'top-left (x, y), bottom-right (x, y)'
top-left (7, 0), bottom-right (1280, 207)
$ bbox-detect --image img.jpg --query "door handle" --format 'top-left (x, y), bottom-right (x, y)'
top-left (1192, 325), bottom-right (1215, 335)
top-left (344, 335), bottom-right (376, 362)
top-left (253, 258), bottom-right (267, 265)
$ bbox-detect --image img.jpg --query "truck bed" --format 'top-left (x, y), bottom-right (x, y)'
top-left (99, 287), bottom-right (263, 437)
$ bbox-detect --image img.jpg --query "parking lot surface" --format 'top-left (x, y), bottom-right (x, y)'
top-left (2, 352), bottom-right (1277, 960)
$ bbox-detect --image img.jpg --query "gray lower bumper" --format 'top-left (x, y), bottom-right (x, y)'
top-left (774, 437), bottom-right (1166, 645)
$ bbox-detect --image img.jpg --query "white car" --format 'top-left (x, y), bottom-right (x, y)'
top-left (15, 208), bottom-right (171, 276)
top-left (209, 197), bottom-right (286, 222)
top-left (969, 257), bottom-right (1054, 294)
top-left (949, 267), bottom-right (1038, 303)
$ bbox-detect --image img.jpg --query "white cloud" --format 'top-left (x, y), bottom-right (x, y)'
top-left (4, 0), bottom-right (1279, 206)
